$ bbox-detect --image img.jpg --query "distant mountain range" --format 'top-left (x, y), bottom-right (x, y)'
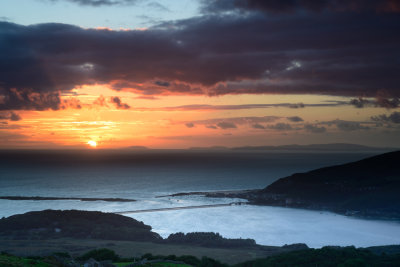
top-left (233, 151), bottom-right (400, 219)
top-left (230, 143), bottom-right (396, 152)
top-left (183, 143), bottom-right (395, 152)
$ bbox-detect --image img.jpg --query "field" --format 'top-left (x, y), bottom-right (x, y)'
top-left (0, 254), bottom-right (50, 267)
top-left (0, 238), bottom-right (295, 265)
top-left (0, 254), bottom-right (192, 267)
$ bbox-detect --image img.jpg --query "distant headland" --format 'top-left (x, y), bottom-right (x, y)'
top-left (167, 151), bottom-right (400, 220)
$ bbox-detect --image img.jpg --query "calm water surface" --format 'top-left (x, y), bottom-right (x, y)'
top-left (1, 150), bottom-right (399, 248)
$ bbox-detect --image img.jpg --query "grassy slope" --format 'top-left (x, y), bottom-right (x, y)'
top-left (0, 210), bottom-right (161, 242)
top-left (0, 254), bottom-right (191, 267)
top-left (3, 246), bottom-right (400, 267)
top-left (235, 246), bottom-right (400, 267)
top-left (0, 238), bottom-right (299, 265)
top-left (0, 254), bottom-right (50, 267)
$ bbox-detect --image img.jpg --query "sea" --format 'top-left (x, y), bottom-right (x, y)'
top-left (1, 149), bottom-right (400, 248)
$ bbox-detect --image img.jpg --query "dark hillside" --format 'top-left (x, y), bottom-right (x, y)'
top-left (247, 151), bottom-right (400, 218)
top-left (0, 210), bottom-right (161, 241)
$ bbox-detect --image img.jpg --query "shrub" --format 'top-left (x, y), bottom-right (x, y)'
top-left (77, 248), bottom-right (120, 262)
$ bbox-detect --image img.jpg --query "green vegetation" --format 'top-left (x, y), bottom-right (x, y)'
top-left (2, 246), bottom-right (400, 266)
top-left (138, 253), bottom-right (228, 267)
top-left (0, 251), bottom-right (81, 267)
top-left (116, 264), bottom-right (190, 267)
top-left (0, 210), bottom-right (161, 241)
top-left (1, 210), bottom-right (400, 266)
top-left (114, 262), bottom-right (135, 267)
top-left (113, 262), bottom-right (191, 267)
top-left (77, 248), bottom-right (120, 262)
top-left (71, 248), bottom-right (227, 266)
top-left (144, 263), bottom-right (191, 267)
top-left (0, 253), bottom-right (50, 267)
top-left (234, 246), bottom-right (400, 267)
top-left (165, 232), bottom-right (256, 248)
top-left (0, 210), bottom-right (267, 251)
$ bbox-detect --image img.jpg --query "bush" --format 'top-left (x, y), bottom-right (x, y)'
top-left (77, 248), bottom-right (120, 262)
top-left (166, 232), bottom-right (256, 248)
top-left (200, 256), bottom-right (229, 267)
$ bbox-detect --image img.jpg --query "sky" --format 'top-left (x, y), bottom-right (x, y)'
top-left (0, 0), bottom-right (399, 149)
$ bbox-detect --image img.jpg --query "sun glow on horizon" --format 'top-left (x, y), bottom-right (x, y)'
top-left (87, 140), bottom-right (97, 148)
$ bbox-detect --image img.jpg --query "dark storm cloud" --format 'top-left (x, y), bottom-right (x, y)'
top-left (202, 0), bottom-right (400, 14)
top-left (0, 111), bottom-right (21, 121)
top-left (217, 122), bottom-right (237, 129)
top-left (252, 123), bottom-right (265, 129)
top-left (110, 96), bottom-right (130, 109)
top-left (289, 103), bottom-right (305, 109)
top-left (349, 97), bottom-right (399, 108)
top-left (0, 88), bottom-right (61, 111)
top-left (61, 98), bottom-right (82, 109)
top-left (350, 97), bottom-right (370, 108)
top-left (371, 112), bottom-right (400, 123)
top-left (206, 125), bottom-right (217, 129)
top-left (375, 95), bottom-right (400, 109)
top-left (287, 116), bottom-right (304, 122)
top-left (186, 115), bottom-right (280, 130)
top-left (1, 5), bottom-right (400, 110)
top-left (267, 123), bottom-right (293, 131)
top-left (202, 0), bottom-right (326, 13)
top-left (334, 120), bottom-right (370, 131)
top-left (154, 81), bottom-right (171, 87)
top-left (9, 111), bottom-right (21, 121)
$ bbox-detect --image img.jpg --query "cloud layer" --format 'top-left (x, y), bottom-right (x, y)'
top-left (1, 2), bottom-right (399, 110)
top-left (372, 111), bottom-right (400, 123)
top-left (0, 111), bottom-right (21, 121)
top-left (203, 0), bottom-right (400, 14)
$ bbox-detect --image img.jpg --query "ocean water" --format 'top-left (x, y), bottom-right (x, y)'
top-left (1, 150), bottom-right (399, 248)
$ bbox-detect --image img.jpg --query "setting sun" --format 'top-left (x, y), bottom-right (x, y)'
top-left (87, 140), bottom-right (97, 148)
